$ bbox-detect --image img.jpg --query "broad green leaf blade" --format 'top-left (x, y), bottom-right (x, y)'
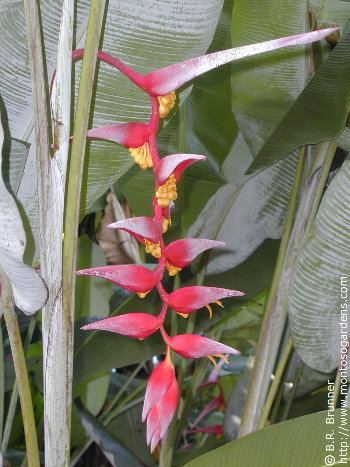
top-left (289, 161), bottom-right (350, 372)
top-left (312, 0), bottom-right (350, 29)
top-left (249, 21), bottom-right (350, 172)
top-left (0, 112), bottom-right (46, 314)
top-left (185, 410), bottom-right (348, 466)
top-left (189, 153), bottom-right (298, 274)
top-left (231, 0), bottom-right (309, 157)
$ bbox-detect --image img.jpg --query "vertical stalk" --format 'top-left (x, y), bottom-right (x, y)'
top-left (239, 142), bottom-right (336, 436)
top-left (0, 276), bottom-right (39, 467)
top-left (258, 337), bottom-right (293, 428)
top-left (1, 319), bottom-right (36, 457)
top-left (239, 148), bottom-right (305, 435)
top-left (61, 0), bottom-right (106, 462)
top-left (42, 0), bottom-right (74, 464)
top-left (62, 0), bottom-right (107, 324)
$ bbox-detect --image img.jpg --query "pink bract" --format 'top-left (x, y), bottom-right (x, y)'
top-left (81, 312), bottom-right (162, 340)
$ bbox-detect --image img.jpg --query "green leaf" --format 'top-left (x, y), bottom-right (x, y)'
top-left (206, 239), bottom-right (279, 299)
top-left (189, 153), bottom-right (298, 274)
top-left (107, 405), bottom-right (156, 466)
top-left (185, 410), bottom-right (348, 466)
top-left (288, 161), bottom-right (350, 372)
top-left (210, 291), bottom-right (266, 335)
top-left (248, 21), bottom-right (350, 172)
top-left (75, 402), bottom-right (144, 467)
top-left (231, 0), bottom-right (310, 157)
top-left (312, 0), bottom-right (350, 29)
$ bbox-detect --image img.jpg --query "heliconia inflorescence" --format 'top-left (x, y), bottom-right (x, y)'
top-left (76, 26), bottom-right (338, 451)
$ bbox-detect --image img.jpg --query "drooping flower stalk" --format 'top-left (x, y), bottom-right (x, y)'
top-left (77, 26), bottom-right (338, 451)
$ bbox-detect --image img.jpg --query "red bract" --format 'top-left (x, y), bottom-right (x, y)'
top-left (156, 153), bottom-right (205, 184)
top-left (164, 239), bottom-right (224, 272)
top-left (86, 121), bottom-right (153, 148)
top-left (76, 264), bottom-right (162, 296)
top-left (108, 217), bottom-right (162, 244)
top-left (81, 312), bottom-right (162, 340)
top-left (143, 353), bottom-right (179, 452)
top-left (166, 286), bottom-right (244, 317)
top-left (162, 331), bottom-right (239, 360)
top-left (141, 28), bottom-right (338, 95)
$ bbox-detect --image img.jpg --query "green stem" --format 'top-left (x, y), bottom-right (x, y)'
top-left (258, 337), bottom-right (293, 428)
top-left (102, 381), bottom-right (147, 425)
top-left (62, 0), bottom-right (106, 322)
top-left (239, 147), bottom-right (305, 436)
top-left (279, 361), bottom-right (303, 423)
top-left (104, 363), bottom-right (143, 414)
top-left (60, 1), bottom-right (106, 459)
top-left (1, 319), bottom-right (36, 457)
top-left (333, 368), bottom-right (342, 408)
top-left (0, 278), bottom-right (39, 467)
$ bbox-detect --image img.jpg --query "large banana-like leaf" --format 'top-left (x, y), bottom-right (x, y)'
top-left (0, 111), bottom-right (46, 314)
top-left (189, 152), bottom-right (298, 274)
top-left (231, 0), bottom-right (309, 157)
top-left (1, 0), bottom-right (225, 256)
top-left (249, 21), bottom-right (350, 172)
top-left (185, 410), bottom-right (348, 466)
top-left (288, 161), bottom-right (350, 372)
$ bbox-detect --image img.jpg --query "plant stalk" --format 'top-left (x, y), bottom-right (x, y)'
top-left (258, 337), bottom-right (293, 428)
top-left (1, 319), bottom-right (36, 457)
top-left (0, 277), bottom-right (39, 467)
top-left (60, 0), bottom-right (106, 463)
top-left (240, 142), bottom-right (337, 436)
top-left (239, 147), bottom-right (306, 436)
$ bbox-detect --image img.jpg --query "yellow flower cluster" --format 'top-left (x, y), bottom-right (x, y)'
top-left (144, 239), bottom-right (162, 259)
top-left (155, 174), bottom-right (177, 207)
top-left (158, 92), bottom-right (176, 118)
top-left (166, 261), bottom-right (182, 277)
top-left (162, 216), bottom-right (171, 233)
top-left (129, 142), bottom-right (153, 169)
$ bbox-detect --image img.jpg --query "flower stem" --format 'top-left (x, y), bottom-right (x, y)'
top-left (0, 277), bottom-right (39, 467)
top-left (1, 319), bottom-right (36, 457)
top-left (258, 336), bottom-right (293, 428)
